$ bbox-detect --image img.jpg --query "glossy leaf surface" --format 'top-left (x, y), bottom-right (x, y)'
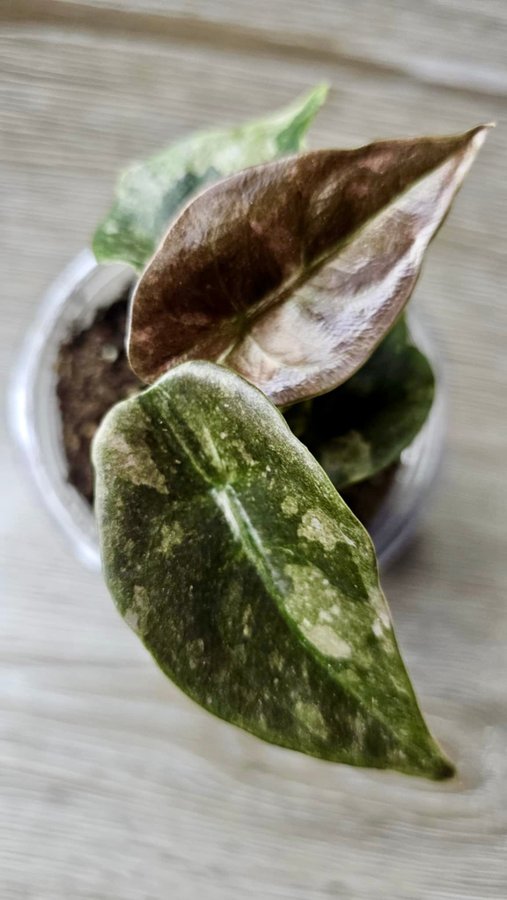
top-left (129, 126), bottom-right (488, 402)
top-left (93, 361), bottom-right (452, 778)
top-left (93, 85), bottom-right (328, 270)
top-left (286, 317), bottom-right (435, 489)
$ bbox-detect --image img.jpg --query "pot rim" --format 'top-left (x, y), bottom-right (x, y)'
top-left (8, 251), bottom-right (446, 572)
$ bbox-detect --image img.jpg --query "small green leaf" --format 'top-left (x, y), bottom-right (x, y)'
top-left (129, 125), bottom-right (488, 403)
top-left (285, 317), bottom-right (435, 489)
top-left (93, 361), bottom-right (452, 779)
top-left (92, 84), bottom-right (328, 271)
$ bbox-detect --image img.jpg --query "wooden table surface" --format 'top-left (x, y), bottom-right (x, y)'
top-left (1, 2), bottom-right (506, 898)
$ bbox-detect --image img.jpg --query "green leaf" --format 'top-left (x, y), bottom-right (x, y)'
top-left (128, 125), bottom-right (488, 403)
top-left (93, 361), bottom-right (452, 779)
top-left (92, 84), bottom-right (328, 271)
top-left (285, 317), bottom-right (435, 489)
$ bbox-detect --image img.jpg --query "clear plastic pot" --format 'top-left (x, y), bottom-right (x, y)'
top-left (8, 251), bottom-right (446, 572)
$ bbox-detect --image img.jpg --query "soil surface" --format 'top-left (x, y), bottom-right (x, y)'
top-left (56, 293), bottom-right (140, 503)
top-left (56, 297), bottom-right (397, 526)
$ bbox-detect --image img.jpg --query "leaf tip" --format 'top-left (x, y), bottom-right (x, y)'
top-left (308, 81), bottom-right (330, 103)
top-left (290, 83), bottom-right (328, 126)
top-left (280, 82), bottom-right (329, 137)
top-left (426, 740), bottom-right (456, 780)
top-left (416, 735), bottom-right (456, 781)
top-left (433, 756), bottom-right (456, 781)
top-left (468, 122), bottom-right (495, 150)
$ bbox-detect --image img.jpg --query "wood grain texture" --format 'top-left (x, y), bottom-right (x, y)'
top-left (1, 1), bottom-right (506, 897)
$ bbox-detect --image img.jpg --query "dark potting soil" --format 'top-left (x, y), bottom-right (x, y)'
top-left (56, 292), bottom-right (141, 504)
top-left (56, 297), bottom-right (397, 526)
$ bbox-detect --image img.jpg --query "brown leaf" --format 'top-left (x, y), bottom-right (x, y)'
top-left (128, 126), bottom-right (490, 403)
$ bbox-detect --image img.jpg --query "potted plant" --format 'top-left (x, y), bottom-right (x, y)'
top-left (10, 87), bottom-right (489, 777)
top-left (10, 86), bottom-right (440, 570)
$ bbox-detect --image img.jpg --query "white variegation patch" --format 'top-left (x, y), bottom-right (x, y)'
top-left (107, 429), bottom-right (168, 495)
top-left (306, 625), bottom-right (352, 660)
top-left (281, 495), bottom-right (298, 516)
top-left (297, 509), bottom-right (355, 550)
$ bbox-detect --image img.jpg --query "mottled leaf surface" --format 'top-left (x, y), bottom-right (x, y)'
top-left (92, 85), bottom-right (327, 271)
top-left (93, 361), bottom-right (452, 778)
top-left (286, 317), bottom-right (435, 489)
top-left (129, 126), bottom-right (487, 403)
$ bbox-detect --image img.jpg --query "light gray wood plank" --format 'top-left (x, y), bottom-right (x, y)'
top-left (1, 5), bottom-right (506, 898)
top-left (6, 0), bottom-right (507, 97)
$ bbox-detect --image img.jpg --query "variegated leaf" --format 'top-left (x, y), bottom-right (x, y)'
top-left (128, 126), bottom-right (488, 403)
top-left (93, 361), bottom-right (452, 778)
top-left (93, 84), bottom-right (328, 271)
top-left (286, 317), bottom-right (435, 489)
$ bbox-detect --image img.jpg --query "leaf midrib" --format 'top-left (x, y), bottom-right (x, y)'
top-left (213, 147), bottom-right (458, 371)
